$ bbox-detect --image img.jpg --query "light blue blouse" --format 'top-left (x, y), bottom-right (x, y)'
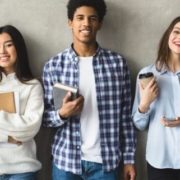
top-left (132, 64), bottom-right (180, 169)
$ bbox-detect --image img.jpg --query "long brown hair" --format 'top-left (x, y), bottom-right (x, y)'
top-left (156, 16), bottom-right (180, 71)
top-left (0, 25), bottom-right (34, 82)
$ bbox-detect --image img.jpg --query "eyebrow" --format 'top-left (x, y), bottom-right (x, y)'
top-left (4, 40), bottom-right (13, 43)
top-left (0, 40), bottom-right (13, 46)
top-left (174, 26), bottom-right (180, 30)
top-left (75, 14), bottom-right (98, 18)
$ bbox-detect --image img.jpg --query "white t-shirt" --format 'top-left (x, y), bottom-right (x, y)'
top-left (79, 56), bottom-right (102, 163)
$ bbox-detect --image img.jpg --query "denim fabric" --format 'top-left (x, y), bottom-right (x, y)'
top-left (0, 172), bottom-right (36, 180)
top-left (52, 160), bottom-right (118, 180)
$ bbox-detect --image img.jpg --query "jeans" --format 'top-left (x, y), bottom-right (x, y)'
top-left (0, 172), bottom-right (37, 180)
top-left (52, 160), bottom-right (118, 180)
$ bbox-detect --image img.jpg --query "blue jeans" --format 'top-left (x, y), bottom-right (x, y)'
top-left (0, 172), bottom-right (36, 180)
top-left (52, 160), bottom-right (118, 180)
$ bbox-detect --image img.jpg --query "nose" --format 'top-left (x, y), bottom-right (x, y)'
top-left (0, 45), bottom-right (5, 54)
top-left (83, 18), bottom-right (90, 26)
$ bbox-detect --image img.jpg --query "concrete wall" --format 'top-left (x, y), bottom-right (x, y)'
top-left (1, 0), bottom-right (179, 179)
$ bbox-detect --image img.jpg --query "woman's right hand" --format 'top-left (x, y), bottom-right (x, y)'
top-left (138, 77), bottom-right (158, 113)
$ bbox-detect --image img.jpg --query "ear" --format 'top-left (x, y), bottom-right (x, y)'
top-left (68, 19), bottom-right (73, 29)
top-left (97, 21), bottom-right (103, 30)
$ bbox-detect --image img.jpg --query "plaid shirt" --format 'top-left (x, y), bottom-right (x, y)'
top-left (42, 45), bottom-right (136, 174)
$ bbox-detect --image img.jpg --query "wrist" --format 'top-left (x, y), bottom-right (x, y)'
top-left (58, 109), bottom-right (68, 120)
top-left (138, 103), bottom-right (149, 113)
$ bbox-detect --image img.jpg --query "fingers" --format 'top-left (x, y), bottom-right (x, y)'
top-left (148, 78), bottom-right (158, 91)
top-left (176, 117), bottom-right (180, 121)
top-left (59, 95), bottom-right (84, 118)
top-left (8, 136), bottom-right (22, 145)
top-left (160, 117), bottom-right (180, 127)
top-left (63, 91), bottom-right (73, 104)
top-left (72, 96), bottom-right (84, 112)
top-left (123, 164), bottom-right (136, 180)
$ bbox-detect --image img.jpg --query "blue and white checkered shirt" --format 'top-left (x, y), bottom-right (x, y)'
top-left (42, 45), bottom-right (136, 174)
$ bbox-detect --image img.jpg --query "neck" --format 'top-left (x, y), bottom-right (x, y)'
top-left (73, 42), bottom-right (97, 57)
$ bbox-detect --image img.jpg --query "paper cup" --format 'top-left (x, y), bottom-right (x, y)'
top-left (139, 72), bottom-right (154, 88)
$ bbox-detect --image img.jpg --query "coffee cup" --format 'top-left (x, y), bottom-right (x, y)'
top-left (139, 72), bottom-right (154, 88)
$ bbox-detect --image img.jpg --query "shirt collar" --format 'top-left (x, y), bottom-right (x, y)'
top-left (67, 43), bottom-right (102, 63)
top-left (0, 72), bottom-right (16, 83)
top-left (157, 65), bottom-right (180, 76)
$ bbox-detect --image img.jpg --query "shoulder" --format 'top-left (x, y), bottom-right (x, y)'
top-left (100, 47), bottom-right (124, 58)
top-left (99, 47), bottom-right (126, 64)
top-left (138, 64), bottom-right (156, 74)
top-left (43, 48), bottom-right (71, 71)
top-left (25, 79), bottom-right (43, 90)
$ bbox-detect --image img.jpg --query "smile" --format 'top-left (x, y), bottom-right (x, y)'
top-left (0, 55), bottom-right (9, 61)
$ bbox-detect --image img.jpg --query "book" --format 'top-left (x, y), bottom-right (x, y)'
top-left (53, 82), bottom-right (78, 110)
top-left (0, 91), bottom-right (16, 113)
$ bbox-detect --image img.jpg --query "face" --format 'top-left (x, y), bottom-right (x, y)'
top-left (0, 32), bottom-right (17, 74)
top-left (68, 6), bottom-right (102, 46)
top-left (168, 22), bottom-right (180, 56)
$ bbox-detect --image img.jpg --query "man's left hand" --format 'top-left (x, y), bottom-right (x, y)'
top-left (123, 164), bottom-right (136, 180)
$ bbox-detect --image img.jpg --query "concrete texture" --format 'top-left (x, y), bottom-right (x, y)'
top-left (0, 0), bottom-right (179, 179)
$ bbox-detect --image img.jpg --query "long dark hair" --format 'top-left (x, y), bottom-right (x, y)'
top-left (0, 25), bottom-right (34, 82)
top-left (156, 16), bottom-right (180, 71)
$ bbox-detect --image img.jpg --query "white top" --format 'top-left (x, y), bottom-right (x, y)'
top-left (132, 64), bottom-right (180, 169)
top-left (79, 57), bottom-right (102, 163)
top-left (0, 73), bottom-right (44, 174)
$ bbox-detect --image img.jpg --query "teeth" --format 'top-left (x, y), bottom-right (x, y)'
top-left (174, 41), bottom-right (180, 45)
top-left (81, 31), bottom-right (91, 36)
top-left (82, 29), bottom-right (90, 31)
top-left (81, 30), bottom-right (90, 33)
top-left (0, 57), bottom-right (8, 60)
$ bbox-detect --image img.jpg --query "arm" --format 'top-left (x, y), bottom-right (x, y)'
top-left (132, 76), bottom-right (158, 130)
top-left (0, 82), bottom-right (44, 142)
top-left (42, 62), bottom-right (66, 127)
top-left (120, 61), bottom-right (136, 180)
top-left (42, 62), bottom-right (84, 127)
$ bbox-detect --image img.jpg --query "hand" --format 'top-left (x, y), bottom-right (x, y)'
top-left (160, 117), bottom-right (180, 127)
top-left (138, 77), bottom-right (158, 113)
top-left (8, 136), bottom-right (22, 145)
top-left (123, 164), bottom-right (136, 180)
top-left (59, 92), bottom-right (84, 119)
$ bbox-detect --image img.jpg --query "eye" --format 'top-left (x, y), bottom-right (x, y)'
top-left (173, 30), bottom-right (180, 34)
top-left (4, 42), bottom-right (14, 48)
top-left (76, 16), bottom-right (84, 21)
top-left (90, 16), bottom-right (98, 22)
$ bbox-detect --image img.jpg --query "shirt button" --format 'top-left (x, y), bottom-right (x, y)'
top-left (76, 131), bottom-right (79, 135)
top-left (76, 146), bottom-right (80, 149)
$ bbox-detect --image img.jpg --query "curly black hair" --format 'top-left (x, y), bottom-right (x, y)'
top-left (67, 0), bottom-right (107, 22)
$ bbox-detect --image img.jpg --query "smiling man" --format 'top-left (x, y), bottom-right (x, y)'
top-left (42, 0), bottom-right (136, 180)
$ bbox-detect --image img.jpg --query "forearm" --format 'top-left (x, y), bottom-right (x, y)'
top-left (0, 116), bottom-right (42, 142)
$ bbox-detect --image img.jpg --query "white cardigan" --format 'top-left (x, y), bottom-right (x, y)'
top-left (0, 73), bottom-right (44, 174)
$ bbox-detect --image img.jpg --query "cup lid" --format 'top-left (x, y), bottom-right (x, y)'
top-left (139, 72), bottom-right (154, 79)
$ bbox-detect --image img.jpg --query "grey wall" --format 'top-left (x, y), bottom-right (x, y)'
top-left (1, 0), bottom-right (179, 179)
